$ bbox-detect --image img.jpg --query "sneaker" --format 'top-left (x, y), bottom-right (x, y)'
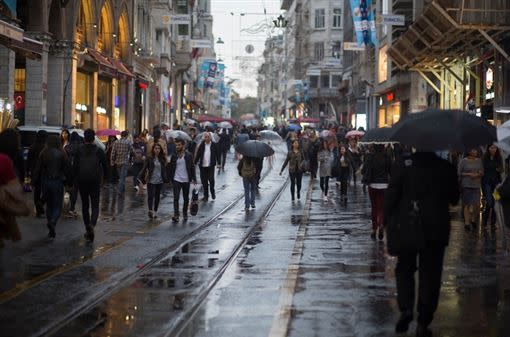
top-left (211, 192), bottom-right (216, 200)
top-left (395, 312), bottom-right (413, 333)
top-left (251, 204), bottom-right (256, 209)
top-left (172, 216), bottom-right (179, 223)
top-left (245, 207), bottom-right (250, 211)
top-left (183, 215), bottom-right (188, 222)
top-left (378, 228), bottom-right (384, 240)
top-left (323, 196), bottom-right (328, 201)
top-left (370, 231), bottom-right (376, 240)
top-left (85, 230), bottom-right (95, 243)
top-left (47, 228), bottom-right (56, 239)
top-left (134, 186), bottom-right (139, 192)
top-left (148, 211), bottom-right (154, 219)
top-left (297, 193), bottom-right (300, 200)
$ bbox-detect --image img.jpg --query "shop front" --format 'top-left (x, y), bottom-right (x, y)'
top-left (75, 70), bottom-right (91, 129)
top-left (377, 91), bottom-right (403, 127)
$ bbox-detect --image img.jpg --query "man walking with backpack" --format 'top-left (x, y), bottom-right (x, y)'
top-left (238, 156), bottom-right (257, 211)
top-left (74, 129), bottom-right (108, 242)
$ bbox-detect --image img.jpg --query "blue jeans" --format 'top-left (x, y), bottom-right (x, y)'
top-left (42, 178), bottom-right (64, 228)
top-left (117, 163), bottom-right (129, 194)
top-left (243, 177), bottom-right (256, 208)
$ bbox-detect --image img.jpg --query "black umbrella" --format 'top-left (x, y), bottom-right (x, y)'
top-left (390, 109), bottom-right (496, 151)
top-left (359, 127), bottom-right (395, 144)
top-left (235, 140), bottom-right (275, 158)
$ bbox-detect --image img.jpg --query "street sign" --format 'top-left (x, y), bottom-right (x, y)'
top-left (191, 39), bottom-right (212, 49)
top-left (306, 69), bottom-right (321, 76)
top-left (343, 42), bottom-right (365, 51)
top-left (378, 14), bottom-right (405, 26)
top-left (162, 14), bottom-right (191, 25)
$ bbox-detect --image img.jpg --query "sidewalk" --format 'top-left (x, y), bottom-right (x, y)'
top-left (182, 179), bottom-right (510, 337)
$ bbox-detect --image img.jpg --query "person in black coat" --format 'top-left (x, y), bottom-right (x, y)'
top-left (218, 128), bottom-right (231, 171)
top-left (194, 132), bottom-right (220, 201)
top-left (384, 152), bottom-right (459, 337)
top-left (28, 130), bottom-right (48, 217)
top-left (168, 138), bottom-right (197, 222)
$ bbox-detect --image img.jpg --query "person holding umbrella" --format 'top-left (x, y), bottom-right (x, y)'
top-left (280, 139), bottom-right (305, 201)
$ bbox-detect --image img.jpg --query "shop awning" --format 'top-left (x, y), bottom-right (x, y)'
top-left (387, 1), bottom-right (510, 71)
top-left (108, 57), bottom-right (134, 79)
top-left (0, 20), bottom-right (43, 59)
top-left (87, 49), bottom-right (117, 77)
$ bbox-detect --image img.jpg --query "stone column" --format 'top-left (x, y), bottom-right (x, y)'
top-left (91, 71), bottom-right (98, 129)
top-left (0, 46), bottom-right (15, 101)
top-left (25, 34), bottom-right (50, 125)
top-left (409, 72), bottom-right (428, 113)
top-left (126, 79), bottom-right (135, 133)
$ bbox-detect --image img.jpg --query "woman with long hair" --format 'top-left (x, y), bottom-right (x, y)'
top-left (482, 144), bottom-right (502, 228)
top-left (140, 143), bottom-right (168, 219)
top-left (318, 139), bottom-right (333, 200)
top-left (60, 129), bottom-right (70, 149)
top-left (280, 139), bottom-right (304, 201)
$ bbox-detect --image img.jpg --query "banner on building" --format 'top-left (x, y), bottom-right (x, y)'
top-left (349, 0), bottom-right (377, 46)
top-left (3, 0), bottom-right (16, 14)
top-left (197, 62), bottom-right (209, 90)
top-left (206, 62), bottom-right (218, 88)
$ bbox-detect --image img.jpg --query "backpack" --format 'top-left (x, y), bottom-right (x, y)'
top-left (77, 146), bottom-right (101, 182)
top-left (241, 159), bottom-right (256, 178)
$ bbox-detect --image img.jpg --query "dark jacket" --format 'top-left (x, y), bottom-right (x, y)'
top-left (27, 142), bottom-right (46, 176)
top-left (140, 156), bottom-right (169, 184)
top-left (218, 131), bottom-right (231, 153)
top-left (168, 151), bottom-right (196, 183)
top-left (482, 155), bottom-right (502, 186)
top-left (363, 151), bottom-right (392, 184)
top-left (74, 143), bottom-right (108, 184)
top-left (281, 150), bottom-right (304, 174)
top-left (384, 152), bottom-right (460, 246)
top-left (498, 175), bottom-right (510, 228)
top-left (33, 148), bottom-right (70, 183)
top-left (194, 141), bottom-right (220, 168)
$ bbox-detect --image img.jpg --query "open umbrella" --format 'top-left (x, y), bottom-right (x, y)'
top-left (97, 129), bottom-right (121, 137)
top-left (235, 140), bottom-right (275, 158)
top-left (320, 130), bottom-right (335, 139)
top-left (359, 127), bottom-right (395, 144)
top-left (345, 130), bottom-right (365, 139)
top-left (288, 124), bottom-right (301, 131)
top-left (390, 109), bottom-right (496, 151)
top-left (185, 118), bottom-right (198, 125)
top-left (259, 130), bottom-right (283, 142)
top-left (218, 121), bottom-right (233, 129)
top-left (167, 130), bottom-right (192, 141)
top-left (194, 132), bottom-right (220, 143)
top-left (201, 121), bottom-right (216, 129)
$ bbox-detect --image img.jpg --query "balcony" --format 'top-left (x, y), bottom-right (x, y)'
top-left (171, 39), bottom-right (192, 70)
top-left (309, 87), bottom-right (340, 99)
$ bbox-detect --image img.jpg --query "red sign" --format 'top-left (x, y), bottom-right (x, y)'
top-left (386, 92), bottom-right (394, 102)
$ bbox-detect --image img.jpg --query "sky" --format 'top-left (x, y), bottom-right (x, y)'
top-left (211, 0), bottom-right (283, 98)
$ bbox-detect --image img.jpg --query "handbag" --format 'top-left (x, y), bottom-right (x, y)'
top-left (386, 166), bottom-right (426, 256)
top-left (190, 186), bottom-right (199, 216)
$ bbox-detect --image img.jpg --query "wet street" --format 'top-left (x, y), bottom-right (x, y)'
top-left (1, 148), bottom-right (510, 337)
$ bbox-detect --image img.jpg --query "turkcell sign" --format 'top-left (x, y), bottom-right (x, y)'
top-left (191, 40), bottom-right (212, 49)
top-left (380, 14), bottom-right (405, 26)
top-left (162, 14), bottom-right (191, 24)
top-left (343, 42), bottom-right (365, 51)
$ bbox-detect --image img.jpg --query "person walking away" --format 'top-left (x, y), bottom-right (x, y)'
top-left (238, 156), bottom-right (257, 210)
top-left (280, 139), bottom-right (305, 201)
top-left (64, 132), bottom-right (83, 218)
top-left (167, 137), bottom-right (176, 159)
top-left (168, 139), bottom-right (196, 222)
top-left (105, 136), bottom-right (117, 183)
top-left (140, 143), bottom-right (168, 219)
top-left (308, 132), bottom-right (320, 179)
top-left (27, 130), bottom-right (47, 217)
top-left (384, 151), bottom-right (459, 337)
top-left (338, 145), bottom-right (352, 204)
top-left (0, 131), bottom-right (30, 246)
top-left (364, 144), bottom-right (391, 240)
top-left (33, 135), bottom-right (70, 239)
top-left (74, 129), bottom-right (107, 242)
top-left (195, 132), bottom-right (219, 201)
top-left (111, 130), bottom-right (133, 194)
top-left (236, 128), bottom-right (250, 160)
top-left (481, 144), bottom-right (502, 229)
top-left (348, 138), bottom-right (362, 186)
top-left (218, 128), bottom-right (231, 171)
top-left (131, 134), bottom-right (146, 193)
top-left (458, 148), bottom-right (484, 230)
top-left (318, 139), bottom-right (333, 200)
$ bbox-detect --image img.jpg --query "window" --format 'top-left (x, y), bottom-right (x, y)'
top-left (314, 42), bottom-right (324, 61)
top-left (321, 73), bottom-right (330, 88)
top-left (331, 74), bottom-right (342, 88)
top-left (314, 8), bottom-right (325, 29)
top-left (332, 42), bottom-right (341, 59)
top-left (378, 45), bottom-right (388, 83)
top-left (333, 8), bottom-right (342, 28)
top-left (309, 76), bottom-right (319, 88)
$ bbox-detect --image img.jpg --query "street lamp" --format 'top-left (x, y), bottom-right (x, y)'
top-left (216, 37), bottom-right (224, 44)
top-left (273, 15), bottom-right (288, 28)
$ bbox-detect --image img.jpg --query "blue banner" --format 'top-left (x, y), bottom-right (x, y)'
top-left (197, 61), bottom-right (209, 90)
top-left (3, 0), bottom-right (16, 14)
top-left (206, 62), bottom-right (217, 88)
top-left (349, 0), bottom-right (377, 46)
